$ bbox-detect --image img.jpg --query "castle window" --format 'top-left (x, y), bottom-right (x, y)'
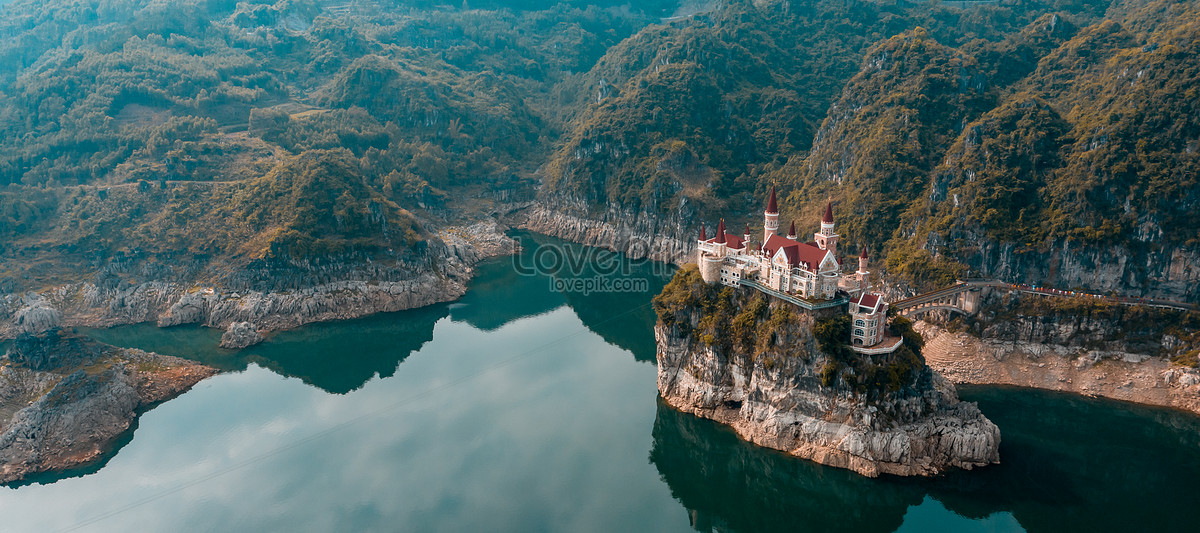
top-left (855, 319), bottom-right (865, 327)
top-left (854, 329), bottom-right (865, 336)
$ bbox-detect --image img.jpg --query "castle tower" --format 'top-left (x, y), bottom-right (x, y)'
top-left (698, 222), bottom-right (721, 284)
top-left (763, 185), bottom-right (779, 245)
top-left (814, 201), bottom-right (839, 257)
top-left (856, 246), bottom-right (870, 293)
top-left (786, 220), bottom-right (796, 240)
top-left (743, 223), bottom-right (751, 248)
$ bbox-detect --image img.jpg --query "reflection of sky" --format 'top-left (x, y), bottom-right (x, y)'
top-left (2, 309), bottom-right (694, 532)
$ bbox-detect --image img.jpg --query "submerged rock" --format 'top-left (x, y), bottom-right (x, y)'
top-left (653, 267), bottom-right (999, 477)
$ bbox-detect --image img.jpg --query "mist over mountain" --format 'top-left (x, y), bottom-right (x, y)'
top-left (0, 0), bottom-right (1195, 300)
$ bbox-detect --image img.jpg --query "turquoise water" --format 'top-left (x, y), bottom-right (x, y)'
top-left (5, 232), bottom-right (1200, 532)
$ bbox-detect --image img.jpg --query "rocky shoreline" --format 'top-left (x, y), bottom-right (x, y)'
top-left (1, 332), bottom-right (217, 484)
top-left (919, 321), bottom-right (1200, 416)
top-left (0, 220), bottom-right (516, 347)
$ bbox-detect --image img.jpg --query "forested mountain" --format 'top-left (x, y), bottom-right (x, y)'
top-left (0, 0), bottom-right (1196, 299)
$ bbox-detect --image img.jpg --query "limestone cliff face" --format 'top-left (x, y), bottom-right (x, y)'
top-left (920, 292), bottom-right (1200, 414)
top-left (0, 332), bottom-right (216, 484)
top-left (0, 221), bottom-right (516, 343)
top-left (520, 198), bottom-right (695, 264)
top-left (653, 271), bottom-right (999, 477)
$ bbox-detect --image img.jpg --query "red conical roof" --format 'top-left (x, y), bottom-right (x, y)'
top-left (715, 219), bottom-right (726, 244)
top-left (860, 246), bottom-right (869, 259)
top-left (788, 220), bottom-right (796, 236)
top-left (766, 186), bottom-right (778, 214)
top-left (744, 222), bottom-right (751, 235)
top-left (699, 222), bottom-right (706, 241)
top-left (822, 201), bottom-right (834, 224)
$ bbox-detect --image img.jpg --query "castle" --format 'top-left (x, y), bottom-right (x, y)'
top-left (696, 187), bottom-right (900, 353)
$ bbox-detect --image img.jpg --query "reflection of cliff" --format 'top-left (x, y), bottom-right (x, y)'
top-left (87, 305), bottom-right (449, 395)
top-left (649, 398), bottom-right (920, 532)
top-left (453, 231), bottom-right (672, 362)
top-left (449, 233), bottom-right (564, 332)
top-left (239, 304), bottom-right (448, 394)
top-left (945, 387), bottom-right (1200, 533)
top-left (559, 256), bottom-right (670, 363)
top-left (654, 387), bottom-right (1200, 533)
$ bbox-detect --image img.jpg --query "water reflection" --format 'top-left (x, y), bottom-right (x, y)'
top-left (651, 386), bottom-right (1200, 533)
top-left (86, 232), bottom-right (670, 395)
top-left (649, 397), bottom-right (921, 533)
top-left (450, 231), bottom-right (671, 363)
top-left (85, 303), bottom-right (448, 395)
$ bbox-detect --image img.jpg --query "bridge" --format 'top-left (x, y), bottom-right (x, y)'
top-left (892, 279), bottom-right (1198, 318)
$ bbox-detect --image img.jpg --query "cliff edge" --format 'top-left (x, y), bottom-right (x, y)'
top-left (652, 266), bottom-right (999, 477)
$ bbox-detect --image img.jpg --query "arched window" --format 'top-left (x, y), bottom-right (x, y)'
top-left (854, 329), bottom-right (865, 337)
top-left (855, 319), bottom-right (865, 327)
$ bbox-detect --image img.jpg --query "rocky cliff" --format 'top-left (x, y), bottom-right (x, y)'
top-left (1, 330), bottom-right (216, 484)
top-left (920, 291), bottom-right (1200, 414)
top-left (520, 198), bottom-right (695, 264)
top-left (0, 221), bottom-right (516, 344)
top-left (652, 266), bottom-right (999, 477)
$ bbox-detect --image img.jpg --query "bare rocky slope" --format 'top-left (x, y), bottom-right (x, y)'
top-left (653, 267), bottom-right (999, 477)
top-left (919, 291), bottom-right (1200, 414)
top-left (1, 330), bottom-right (216, 484)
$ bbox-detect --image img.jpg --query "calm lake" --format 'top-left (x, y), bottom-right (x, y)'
top-left (4, 232), bottom-right (1200, 532)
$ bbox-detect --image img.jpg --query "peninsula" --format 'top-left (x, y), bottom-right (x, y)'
top-left (654, 191), bottom-right (1000, 477)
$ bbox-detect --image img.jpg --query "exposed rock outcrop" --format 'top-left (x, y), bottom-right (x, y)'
top-left (919, 291), bottom-right (1200, 414)
top-left (220, 322), bottom-right (264, 349)
top-left (0, 221), bottom-right (517, 343)
top-left (654, 267), bottom-right (999, 477)
top-left (520, 198), bottom-right (695, 264)
top-left (1, 332), bottom-right (217, 484)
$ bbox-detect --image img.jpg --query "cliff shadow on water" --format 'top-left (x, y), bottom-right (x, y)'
top-left (651, 388), bottom-right (1200, 533)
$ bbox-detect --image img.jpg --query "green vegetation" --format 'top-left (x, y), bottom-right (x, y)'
top-left (0, 0), bottom-right (669, 289)
top-left (814, 313), bottom-right (926, 397)
top-left (655, 266), bottom-right (928, 398)
top-left (0, 0), bottom-right (1195, 297)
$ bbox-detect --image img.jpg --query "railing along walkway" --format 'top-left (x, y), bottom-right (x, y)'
top-left (894, 279), bottom-right (1198, 313)
top-left (737, 279), bottom-right (848, 311)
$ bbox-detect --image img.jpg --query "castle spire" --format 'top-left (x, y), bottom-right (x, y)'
top-left (822, 201), bottom-right (834, 224)
top-left (699, 222), bottom-right (707, 241)
top-left (763, 186), bottom-right (780, 244)
top-left (787, 220), bottom-right (796, 239)
top-left (715, 219), bottom-right (726, 244)
top-left (860, 245), bottom-right (868, 259)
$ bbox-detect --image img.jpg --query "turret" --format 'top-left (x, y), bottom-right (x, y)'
top-left (763, 185), bottom-right (779, 245)
top-left (699, 222), bottom-right (707, 242)
top-left (786, 220), bottom-right (796, 240)
top-left (856, 246), bottom-right (870, 293)
top-left (814, 201), bottom-right (839, 258)
top-left (743, 223), bottom-right (751, 247)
